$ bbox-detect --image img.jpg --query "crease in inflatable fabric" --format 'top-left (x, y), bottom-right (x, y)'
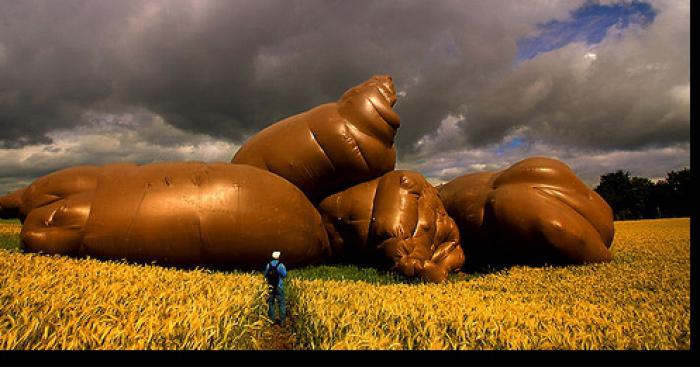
top-left (341, 114), bottom-right (378, 145)
top-left (531, 186), bottom-right (605, 247)
top-left (344, 123), bottom-right (372, 172)
top-left (534, 184), bottom-right (612, 243)
top-left (196, 167), bottom-right (206, 264)
top-left (533, 186), bottom-right (605, 232)
top-left (77, 189), bottom-right (96, 256)
top-left (532, 185), bottom-right (588, 220)
top-left (367, 181), bottom-right (383, 252)
top-left (308, 128), bottom-right (337, 173)
top-left (124, 182), bottom-right (151, 247)
top-left (33, 195), bottom-right (63, 214)
top-left (368, 95), bottom-right (398, 127)
top-left (410, 189), bottom-right (425, 239)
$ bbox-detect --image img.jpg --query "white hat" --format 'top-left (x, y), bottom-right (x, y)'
top-left (272, 251), bottom-right (281, 259)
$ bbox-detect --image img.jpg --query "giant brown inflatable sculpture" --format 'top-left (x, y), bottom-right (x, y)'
top-left (232, 75), bottom-right (399, 202)
top-left (0, 75), bottom-right (614, 282)
top-left (438, 157), bottom-right (614, 267)
top-left (318, 170), bottom-right (465, 283)
top-left (0, 163), bottom-right (331, 268)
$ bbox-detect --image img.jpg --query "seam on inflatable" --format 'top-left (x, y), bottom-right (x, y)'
top-left (531, 186), bottom-right (605, 245)
top-left (409, 188), bottom-right (424, 239)
top-left (344, 123), bottom-right (372, 172)
top-left (79, 187), bottom-right (97, 255)
top-left (124, 181), bottom-right (151, 246)
top-left (196, 165), bottom-right (208, 263)
top-left (532, 186), bottom-right (599, 230)
top-left (308, 128), bottom-right (337, 173)
top-left (32, 195), bottom-right (62, 212)
top-left (367, 178), bottom-right (382, 248)
top-left (368, 95), bottom-right (399, 129)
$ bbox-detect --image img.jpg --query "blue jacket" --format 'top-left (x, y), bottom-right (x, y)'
top-left (264, 260), bottom-right (287, 290)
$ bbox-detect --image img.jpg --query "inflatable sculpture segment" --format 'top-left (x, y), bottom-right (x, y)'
top-left (232, 75), bottom-right (399, 202)
top-left (438, 157), bottom-right (614, 266)
top-left (0, 162), bottom-right (330, 268)
top-left (319, 170), bottom-right (465, 283)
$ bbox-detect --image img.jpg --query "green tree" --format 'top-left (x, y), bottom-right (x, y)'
top-left (661, 168), bottom-right (691, 217)
top-left (595, 170), bottom-right (633, 220)
top-left (595, 168), bottom-right (691, 220)
top-left (629, 176), bottom-right (655, 219)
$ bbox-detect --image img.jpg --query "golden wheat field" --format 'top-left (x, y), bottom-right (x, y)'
top-left (289, 218), bottom-right (691, 350)
top-left (0, 253), bottom-right (269, 349)
top-left (0, 218), bottom-right (691, 350)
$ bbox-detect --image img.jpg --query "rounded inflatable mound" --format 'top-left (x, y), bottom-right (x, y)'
top-left (438, 157), bottom-right (614, 267)
top-left (1, 162), bottom-right (330, 269)
top-left (319, 170), bottom-right (465, 283)
top-left (232, 75), bottom-right (400, 203)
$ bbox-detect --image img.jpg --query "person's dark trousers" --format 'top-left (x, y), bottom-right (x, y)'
top-left (268, 288), bottom-right (286, 324)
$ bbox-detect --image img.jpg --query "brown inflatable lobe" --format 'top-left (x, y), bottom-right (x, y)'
top-left (2, 162), bottom-right (330, 269)
top-left (232, 75), bottom-right (399, 202)
top-left (319, 170), bottom-right (464, 283)
top-left (438, 157), bottom-right (614, 267)
top-left (0, 166), bottom-right (101, 254)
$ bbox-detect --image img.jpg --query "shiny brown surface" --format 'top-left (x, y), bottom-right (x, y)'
top-left (319, 170), bottom-right (465, 283)
top-left (232, 75), bottom-right (399, 202)
top-left (1, 162), bottom-right (330, 269)
top-left (438, 157), bottom-right (614, 267)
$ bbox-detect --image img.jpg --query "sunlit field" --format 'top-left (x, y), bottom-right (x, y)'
top-left (0, 218), bottom-right (690, 349)
top-left (0, 253), bottom-right (268, 349)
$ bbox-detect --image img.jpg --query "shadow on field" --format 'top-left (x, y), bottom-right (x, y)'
top-left (0, 234), bottom-right (20, 251)
top-left (286, 264), bottom-right (408, 284)
top-left (286, 264), bottom-right (496, 284)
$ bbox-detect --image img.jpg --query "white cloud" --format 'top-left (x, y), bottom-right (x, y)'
top-left (413, 113), bottom-right (465, 157)
top-left (406, 132), bottom-right (689, 188)
top-left (452, 0), bottom-right (689, 153)
top-left (669, 84), bottom-right (690, 105)
top-left (0, 110), bottom-right (239, 193)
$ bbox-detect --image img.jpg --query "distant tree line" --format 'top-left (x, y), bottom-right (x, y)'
top-left (594, 168), bottom-right (691, 220)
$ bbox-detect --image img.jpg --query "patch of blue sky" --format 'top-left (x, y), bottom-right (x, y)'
top-left (516, 1), bottom-right (655, 62)
top-left (495, 136), bottom-right (526, 156)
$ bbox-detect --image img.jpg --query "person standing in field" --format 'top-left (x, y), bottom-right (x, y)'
top-left (264, 251), bottom-right (287, 326)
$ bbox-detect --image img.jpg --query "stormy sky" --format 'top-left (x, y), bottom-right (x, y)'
top-left (0, 0), bottom-right (690, 193)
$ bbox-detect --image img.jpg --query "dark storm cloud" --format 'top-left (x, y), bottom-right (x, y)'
top-left (0, 0), bottom-right (690, 194)
top-left (0, 1), bottom-right (141, 147)
top-left (0, 0), bottom-right (584, 149)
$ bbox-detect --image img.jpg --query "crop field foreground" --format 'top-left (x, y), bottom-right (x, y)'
top-left (0, 218), bottom-right (690, 350)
